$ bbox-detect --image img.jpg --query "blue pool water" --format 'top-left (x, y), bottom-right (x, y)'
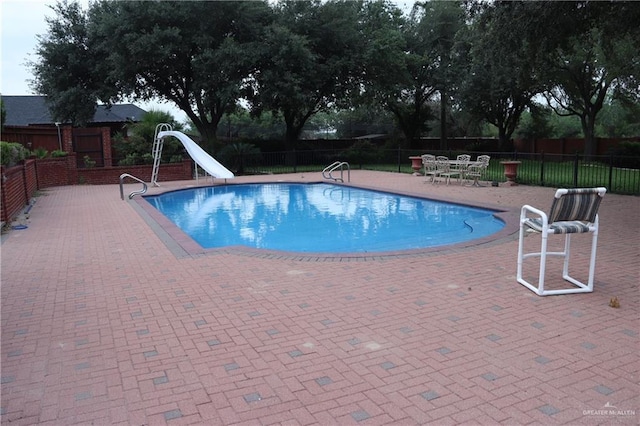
top-left (144, 183), bottom-right (504, 253)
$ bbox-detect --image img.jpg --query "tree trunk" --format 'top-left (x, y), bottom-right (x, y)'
top-left (497, 125), bottom-right (509, 151)
top-left (580, 113), bottom-right (597, 159)
top-left (195, 122), bottom-right (218, 155)
top-left (439, 91), bottom-right (447, 151)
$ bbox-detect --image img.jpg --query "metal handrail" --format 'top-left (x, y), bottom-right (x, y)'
top-left (119, 173), bottom-right (148, 200)
top-left (322, 161), bottom-right (350, 182)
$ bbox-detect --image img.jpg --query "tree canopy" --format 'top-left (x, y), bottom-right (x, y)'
top-left (31, 0), bottom-right (639, 153)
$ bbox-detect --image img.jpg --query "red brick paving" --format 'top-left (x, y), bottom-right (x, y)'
top-left (1, 171), bottom-right (638, 425)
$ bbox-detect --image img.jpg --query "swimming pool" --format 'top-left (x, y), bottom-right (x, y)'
top-left (144, 183), bottom-right (505, 253)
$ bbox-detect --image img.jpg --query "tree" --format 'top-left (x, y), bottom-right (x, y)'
top-left (30, 0), bottom-right (100, 125)
top-left (540, 1), bottom-right (640, 157)
top-left (416, 1), bottom-right (466, 149)
top-left (456, 1), bottom-right (545, 150)
top-left (247, 0), bottom-right (367, 149)
top-left (332, 106), bottom-right (397, 139)
top-left (32, 0), bottom-right (274, 153)
top-left (359, 1), bottom-right (438, 146)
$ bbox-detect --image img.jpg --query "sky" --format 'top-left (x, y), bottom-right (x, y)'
top-left (1, 0), bottom-right (415, 124)
top-left (0, 0), bottom-right (187, 121)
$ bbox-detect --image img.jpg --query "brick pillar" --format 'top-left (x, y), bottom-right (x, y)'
top-left (67, 154), bottom-right (78, 185)
top-left (102, 127), bottom-right (112, 167)
top-left (62, 126), bottom-right (74, 153)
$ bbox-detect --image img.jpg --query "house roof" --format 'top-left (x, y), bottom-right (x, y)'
top-left (1, 95), bottom-right (147, 126)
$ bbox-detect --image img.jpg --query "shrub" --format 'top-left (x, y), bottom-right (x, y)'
top-left (341, 140), bottom-right (382, 165)
top-left (0, 141), bottom-right (30, 167)
top-left (33, 146), bottom-right (49, 159)
top-left (118, 154), bottom-right (139, 166)
top-left (218, 142), bottom-right (261, 174)
top-left (50, 149), bottom-right (68, 158)
top-left (113, 132), bottom-right (184, 165)
top-left (83, 155), bottom-right (97, 168)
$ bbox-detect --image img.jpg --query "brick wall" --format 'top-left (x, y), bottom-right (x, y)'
top-left (1, 163), bottom-right (32, 223)
top-left (1, 157), bottom-right (193, 223)
top-left (77, 159), bottom-right (192, 185)
top-left (35, 156), bottom-right (75, 188)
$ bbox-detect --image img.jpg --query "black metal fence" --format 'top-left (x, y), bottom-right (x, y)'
top-left (222, 148), bottom-right (640, 195)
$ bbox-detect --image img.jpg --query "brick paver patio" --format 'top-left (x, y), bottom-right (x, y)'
top-left (1, 171), bottom-right (638, 425)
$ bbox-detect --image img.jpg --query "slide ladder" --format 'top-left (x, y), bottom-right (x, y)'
top-left (323, 161), bottom-right (350, 183)
top-left (151, 123), bottom-right (172, 187)
top-left (151, 123), bottom-right (234, 185)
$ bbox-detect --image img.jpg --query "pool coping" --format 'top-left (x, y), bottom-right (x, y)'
top-left (131, 179), bottom-right (521, 261)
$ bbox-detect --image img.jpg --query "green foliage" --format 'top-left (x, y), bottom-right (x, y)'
top-left (50, 149), bottom-right (68, 158)
top-left (83, 155), bottom-right (96, 168)
top-left (92, 1), bottom-right (272, 150)
top-left (30, 0), bottom-right (639, 150)
top-left (218, 142), bottom-right (261, 175)
top-left (535, 1), bottom-right (640, 157)
top-left (332, 107), bottom-right (397, 139)
top-left (113, 110), bottom-right (185, 165)
top-left (248, 0), bottom-right (366, 147)
top-left (216, 109), bottom-right (284, 140)
top-left (32, 147), bottom-right (49, 159)
top-left (456, 1), bottom-right (545, 149)
top-left (0, 142), bottom-right (30, 167)
top-left (29, 1), bottom-right (99, 125)
top-left (595, 100), bottom-right (640, 138)
top-left (117, 154), bottom-right (138, 166)
top-left (341, 140), bottom-right (383, 165)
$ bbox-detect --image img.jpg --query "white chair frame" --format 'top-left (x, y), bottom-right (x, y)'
top-left (516, 187), bottom-right (606, 296)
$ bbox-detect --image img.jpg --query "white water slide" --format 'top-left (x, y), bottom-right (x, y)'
top-left (151, 127), bottom-right (234, 186)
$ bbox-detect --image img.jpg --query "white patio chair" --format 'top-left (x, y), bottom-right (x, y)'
top-left (452, 154), bottom-right (471, 185)
top-left (465, 155), bottom-right (490, 186)
top-left (421, 154), bottom-right (440, 183)
top-left (516, 187), bottom-right (606, 296)
top-left (435, 156), bottom-right (460, 185)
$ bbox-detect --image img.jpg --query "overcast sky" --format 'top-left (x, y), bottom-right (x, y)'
top-left (1, 0), bottom-right (414, 123)
top-left (1, 0), bottom-right (186, 120)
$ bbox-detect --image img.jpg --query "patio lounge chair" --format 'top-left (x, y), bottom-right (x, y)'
top-left (516, 187), bottom-right (606, 296)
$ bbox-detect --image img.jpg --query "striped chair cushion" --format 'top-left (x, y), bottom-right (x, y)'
top-left (524, 218), bottom-right (592, 234)
top-left (548, 188), bottom-right (603, 223)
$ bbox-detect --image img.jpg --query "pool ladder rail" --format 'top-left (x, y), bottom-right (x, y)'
top-left (323, 161), bottom-right (350, 183)
top-left (119, 173), bottom-right (148, 200)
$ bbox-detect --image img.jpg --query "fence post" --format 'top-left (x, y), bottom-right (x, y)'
top-left (293, 149), bottom-right (297, 173)
top-left (540, 151), bottom-right (545, 187)
top-left (608, 153), bottom-right (614, 191)
top-left (397, 146), bottom-right (401, 173)
top-left (573, 152), bottom-right (579, 187)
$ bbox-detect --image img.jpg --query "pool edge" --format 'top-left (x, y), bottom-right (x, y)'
top-left (132, 179), bottom-right (520, 261)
